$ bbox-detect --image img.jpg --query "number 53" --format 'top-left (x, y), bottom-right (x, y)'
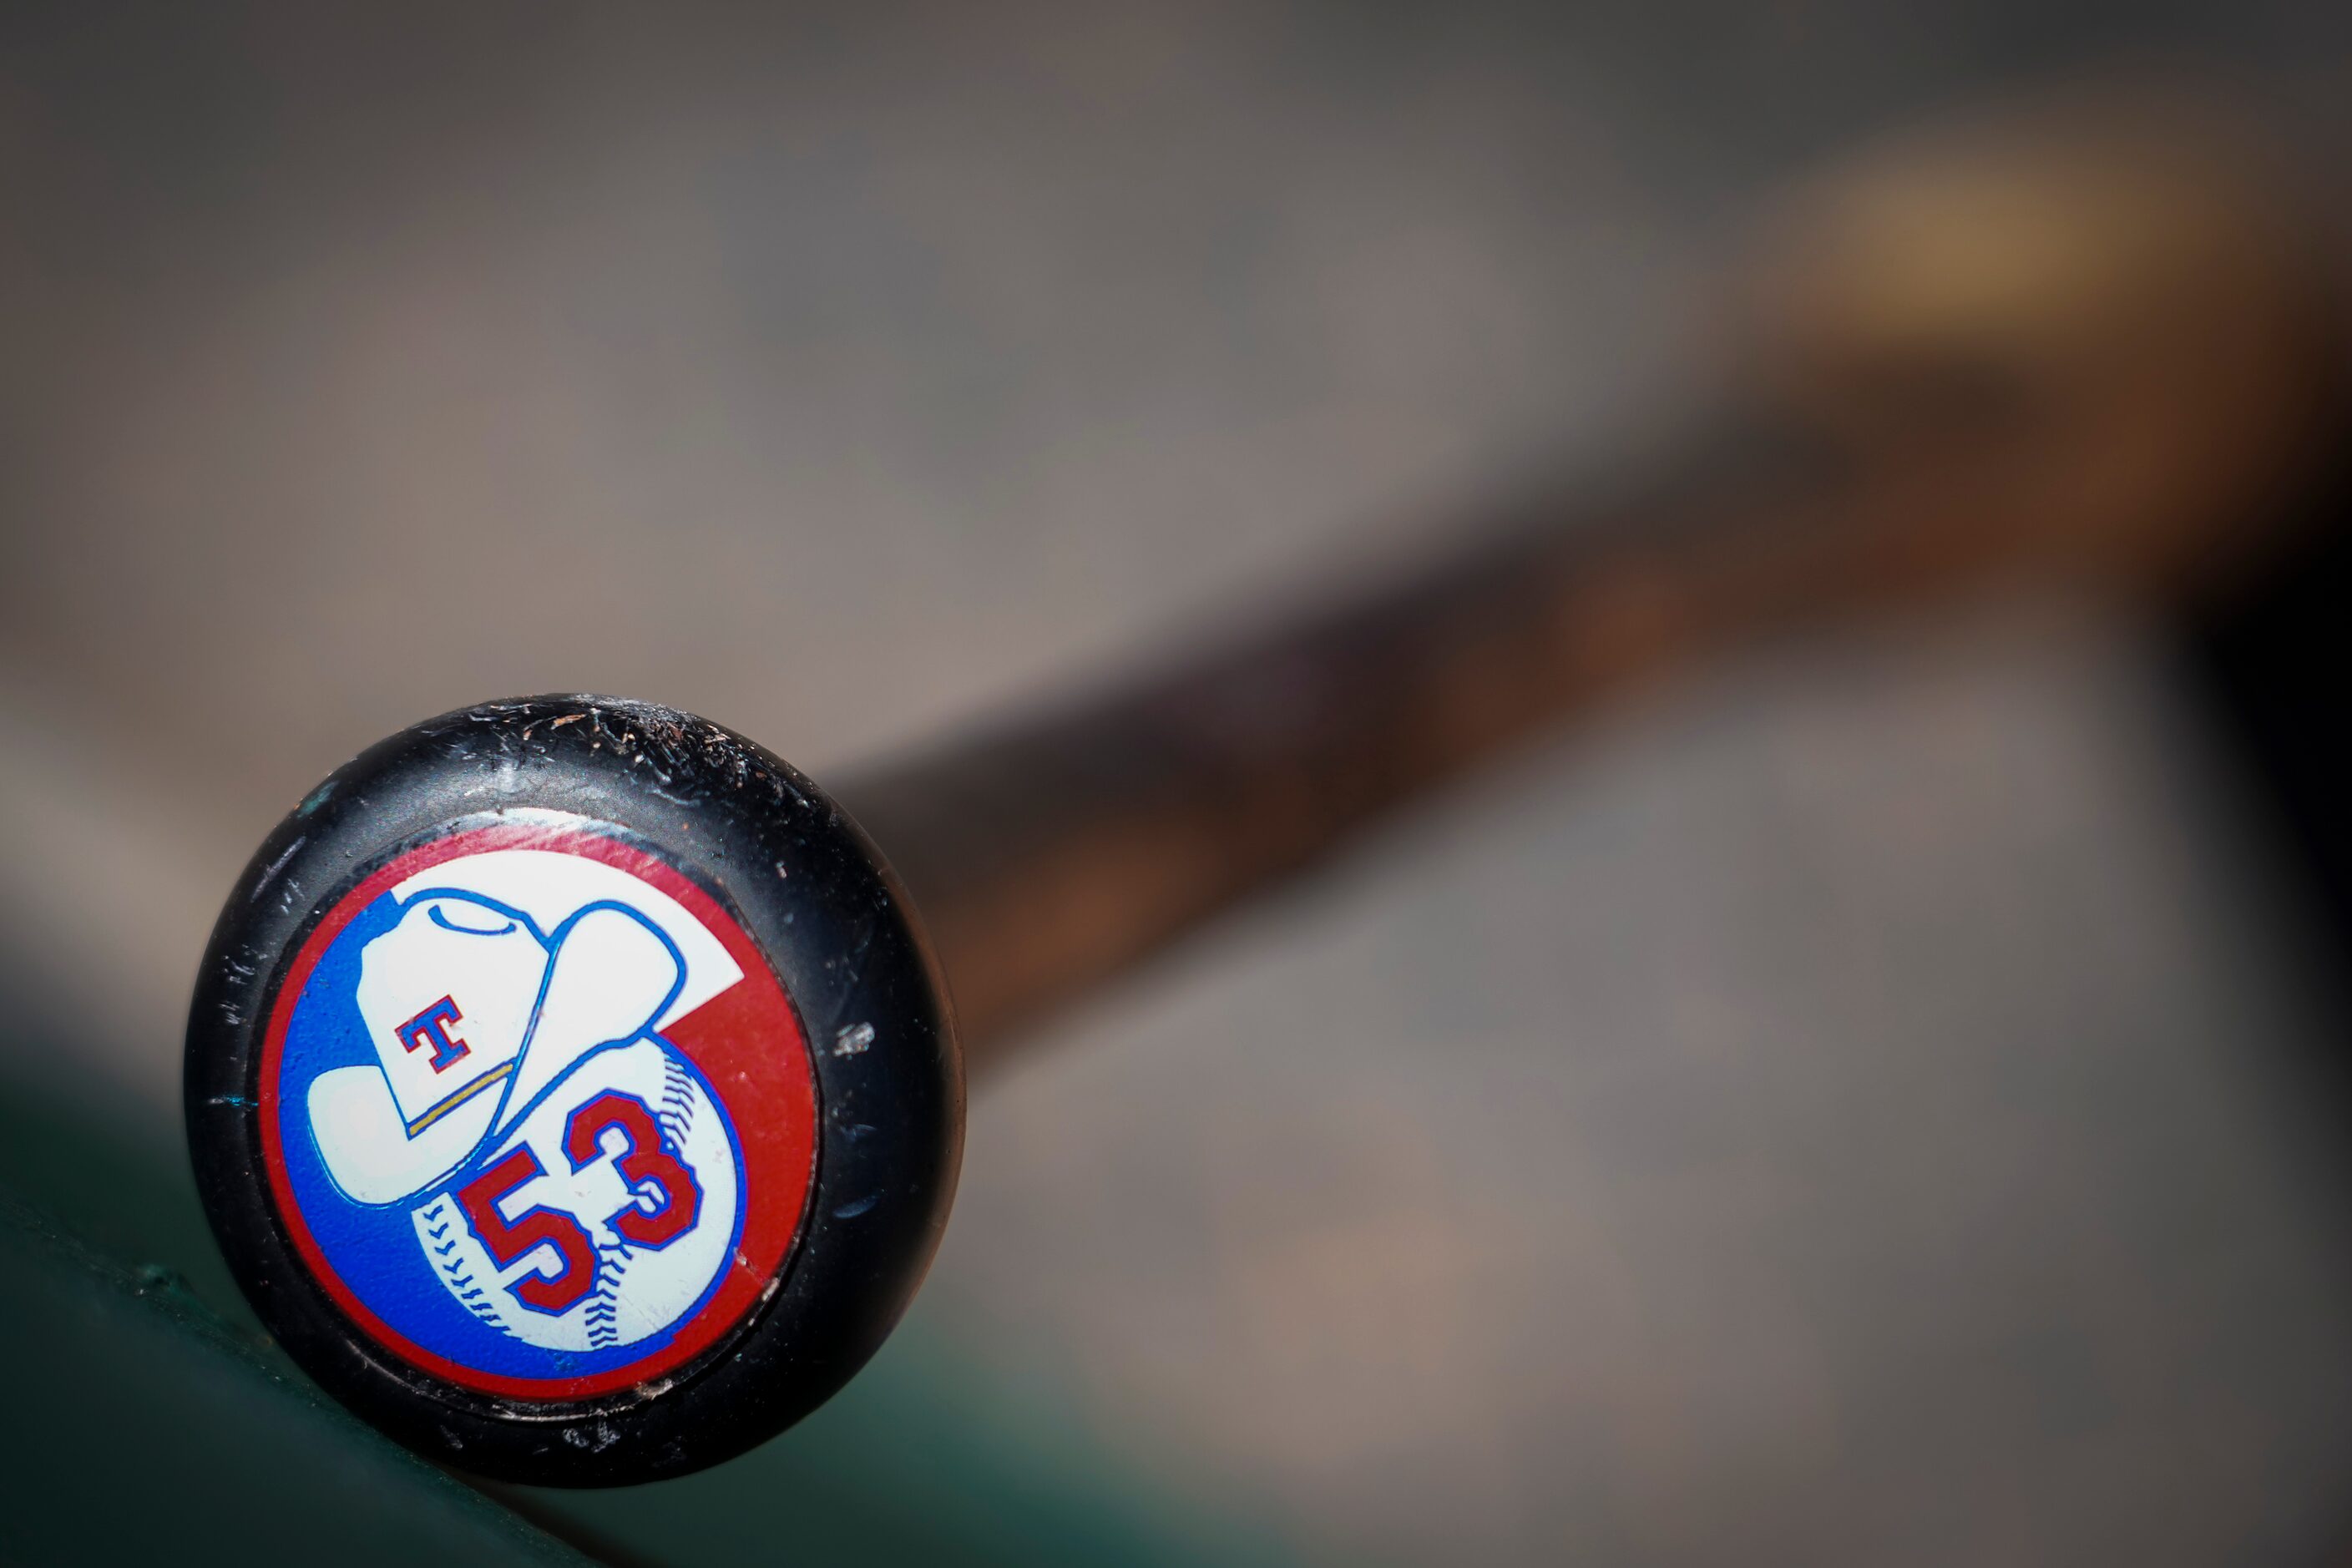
top-left (454, 1092), bottom-right (703, 1315)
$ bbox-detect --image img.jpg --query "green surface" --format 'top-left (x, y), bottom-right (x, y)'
top-left (0, 1056), bottom-right (1290, 1568)
top-left (0, 1190), bottom-right (592, 1568)
top-left (527, 1314), bottom-right (1284, 1568)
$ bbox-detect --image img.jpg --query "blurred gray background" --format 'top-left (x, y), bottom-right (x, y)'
top-left (6, 3), bottom-right (2352, 1563)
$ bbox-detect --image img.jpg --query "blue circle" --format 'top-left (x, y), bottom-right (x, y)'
top-left (276, 889), bottom-right (749, 1384)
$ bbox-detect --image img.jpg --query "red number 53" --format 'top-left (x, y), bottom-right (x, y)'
top-left (454, 1092), bottom-right (703, 1315)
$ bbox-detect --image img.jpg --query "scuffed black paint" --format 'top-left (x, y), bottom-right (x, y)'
top-left (185, 695), bottom-right (964, 1487)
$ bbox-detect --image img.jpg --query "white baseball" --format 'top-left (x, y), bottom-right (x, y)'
top-left (413, 1038), bottom-right (741, 1353)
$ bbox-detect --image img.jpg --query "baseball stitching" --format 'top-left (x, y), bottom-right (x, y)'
top-left (587, 1057), bottom-right (701, 1349)
top-left (416, 1193), bottom-right (513, 1334)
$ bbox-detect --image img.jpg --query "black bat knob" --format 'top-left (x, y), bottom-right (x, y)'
top-left (185, 697), bottom-right (962, 1486)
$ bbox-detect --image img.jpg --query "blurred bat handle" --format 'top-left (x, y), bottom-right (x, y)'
top-left (843, 91), bottom-right (2350, 1070)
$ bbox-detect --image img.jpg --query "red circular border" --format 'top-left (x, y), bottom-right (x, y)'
top-left (256, 817), bottom-right (818, 1403)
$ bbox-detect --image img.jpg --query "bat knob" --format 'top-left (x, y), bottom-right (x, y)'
top-left (185, 697), bottom-right (964, 1485)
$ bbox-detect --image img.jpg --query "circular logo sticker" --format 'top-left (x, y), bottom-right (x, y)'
top-left (257, 817), bottom-right (817, 1401)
